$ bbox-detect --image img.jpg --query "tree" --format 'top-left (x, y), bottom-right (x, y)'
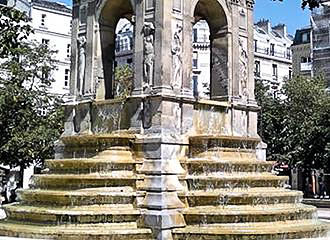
top-left (273, 0), bottom-right (321, 9)
top-left (0, 7), bottom-right (63, 184)
top-left (114, 65), bottom-right (133, 98)
top-left (256, 76), bottom-right (330, 172)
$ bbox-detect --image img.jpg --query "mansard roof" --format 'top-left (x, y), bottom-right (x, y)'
top-left (31, 0), bottom-right (71, 13)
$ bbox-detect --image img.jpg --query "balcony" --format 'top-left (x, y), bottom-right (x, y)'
top-left (255, 47), bottom-right (291, 60)
top-left (300, 62), bottom-right (312, 71)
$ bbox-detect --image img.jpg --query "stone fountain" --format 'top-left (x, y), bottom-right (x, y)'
top-left (0, 0), bottom-right (328, 239)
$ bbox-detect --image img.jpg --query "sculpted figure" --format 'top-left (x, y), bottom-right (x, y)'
top-left (239, 38), bottom-right (249, 98)
top-left (143, 22), bottom-right (155, 88)
top-left (171, 24), bottom-right (183, 89)
top-left (77, 36), bottom-right (87, 96)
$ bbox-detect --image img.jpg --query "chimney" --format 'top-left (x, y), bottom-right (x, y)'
top-left (256, 19), bottom-right (271, 33)
top-left (273, 24), bottom-right (287, 38)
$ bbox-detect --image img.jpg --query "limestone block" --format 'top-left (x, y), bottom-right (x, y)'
top-left (142, 175), bottom-right (184, 192)
top-left (142, 209), bottom-right (186, 230)
top-left (232, 108), bottom-right (248, 137)
top-left (140, 159), bottom-right (185, 175)
top-left (142, 192), bottom-right (185, 210)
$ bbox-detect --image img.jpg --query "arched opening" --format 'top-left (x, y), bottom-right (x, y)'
top-left (192, 20), bottom-right (211, 99)
top-left (99, 0), bottom-right (134, 99)
top-left (113, 18), bottom-right (134, 98)
top-left (193, 0), bottom-right (229, 100)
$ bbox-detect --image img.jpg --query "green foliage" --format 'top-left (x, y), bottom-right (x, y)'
top-left (273, 0), bottom-right (320, 9)
top-left (0, 7), bottom-right (63, 169)
top-left (114, 65), bottom-right (133, 98)
top-left (256, 76), bottom-right (330, 171)
top-left (0, 6), bottom-right (33, 58)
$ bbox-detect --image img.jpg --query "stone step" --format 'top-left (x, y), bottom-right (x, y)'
top-left (44, 158), bottom-right (136, 174)
top-left (0, 221), bottom-right (152, 239)
top-left (185, 173), bottom-right (289, 190)
top-left (193, 149), bottom-right (257, 161)
top-left (31, 173), bottom-right (140, 190)
top-left (181, 187), bottom-right (303, 206)
top-left (17, 187), bottom-right (135, 206)
top-left (172, 220), bottom-right (329, 240)
top-left (3, 203), bottom-right (141, 224)
top-left (184, 158), bottom-right (275, 174)
top-left (92, 147), bottom-right (134, 159)
top-left (183, 203), bottom-right (317, 224)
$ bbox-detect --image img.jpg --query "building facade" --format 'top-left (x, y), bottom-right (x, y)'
top-left (253, 20), bottom-right (293, 94)
top-left (192, 20), bottom-right (211, 99)
top-left (115, 19), bottom-right (134, 68)
top-left (29, 0), bottom-right (72, 99)
top-left (311, 1), bottom-right (330, 89)
top-left (291, 26), bottom-right (312, 77)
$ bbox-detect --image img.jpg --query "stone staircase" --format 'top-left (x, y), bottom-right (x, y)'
top-left (0, 146), bottom-right (153, 239)
top-left (173, 136), bottom-right (329, 240)
top-left (0, 135), bottom-right (328, 239)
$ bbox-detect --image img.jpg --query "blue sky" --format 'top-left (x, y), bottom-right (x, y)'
top-left (254, 0), bottom-right (311, 34)
top-left (57, 0), bottom-right (310, 35)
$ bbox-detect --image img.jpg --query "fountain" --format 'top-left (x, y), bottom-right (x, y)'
top-left (0, 0), bottom-right (328, 239)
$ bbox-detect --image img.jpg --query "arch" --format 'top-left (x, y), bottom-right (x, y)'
top-left (97, 0), bottom-right (135, 99)
top-left (192, 0), bottom-right (230, 99)
top-left (96, 0), bottom-right (135, 24)
top-left (191, 0), bottom-right (231, 32)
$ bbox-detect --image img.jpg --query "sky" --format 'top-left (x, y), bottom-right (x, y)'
top-left (57, 0), bottom-right (311, 35)
top-left (254, 0), bottom-right (311, 35)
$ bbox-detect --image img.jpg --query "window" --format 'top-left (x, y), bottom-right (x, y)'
top-left (66, 44), bottom-right (71, 58)
top-left (193, 75), bottom-right (198, 98)
top-left (127, 58), bottom-right (132, 64)
top-left (41, 14), bottom-right (46, 26)
top-left (270, 43), bottom-right (275, 56)
top-left (193, 29), bottom-right (198, 43)
top-left (254, 61), bottom-right (260, 77)
top-left (302, 32), bottom-right (309, 43)
top-left (64, 69), bottom-right (70, 87)
top-left (192, 52), bottom-right (198, 69)
top-left (42, 39), bottom-right (49, 46)
top-left (254, 40), bottom-right (258, 52)
top-left (286, 47), bottom-right (291, 59)
top-left (301, 57), bottom-right (307, 63)
top-left (289, 69), bottom-right (292, 79)
top-left (272, 64), bottom-right (278, 78)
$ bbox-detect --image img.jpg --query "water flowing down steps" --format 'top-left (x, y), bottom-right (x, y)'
top-left (0, 146), bottom-right (153, 239)
top-left (172, 135), bottom-right (330, 240)
top-left (0, 135), bottom-right (329, 239)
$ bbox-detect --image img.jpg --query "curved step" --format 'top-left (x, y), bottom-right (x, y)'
top-left (17, 187), bottom-right (135, 206)
top-left (186, 173), bottom-right (288, 190)
top-left (172, 220), bottom-right (329, 240)
top-left (185, 159), bottom-right (275, 174)
top-left (184, 203), bottom-right (317, 224)
top-left (193, 149), bottom-right (257, 161)
top-left (0, 221), bottom-right (153, 239)
top-left (31, 173), bottom-right (140, 190)
top-left (4, 203), bottom-right (141, 224)
top-left (93, 147), bottom-right (134, 159)
top-left (182, 187), bottom-right (303, 206)
top-left (44, 158), bottom-right (136, 174)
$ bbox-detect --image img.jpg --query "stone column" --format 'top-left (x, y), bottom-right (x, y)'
top-left (137, 1), bottom-right (187, 239)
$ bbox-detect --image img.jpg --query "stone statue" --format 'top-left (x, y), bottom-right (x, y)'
top-left (239, 37), bottom-right (249, 99)
top-left (77, 36), bottom-right (87, 96)
top-left (143, 22), bottom-right (155, 88)
top-left (171, 24), bottom-right (183, 89)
